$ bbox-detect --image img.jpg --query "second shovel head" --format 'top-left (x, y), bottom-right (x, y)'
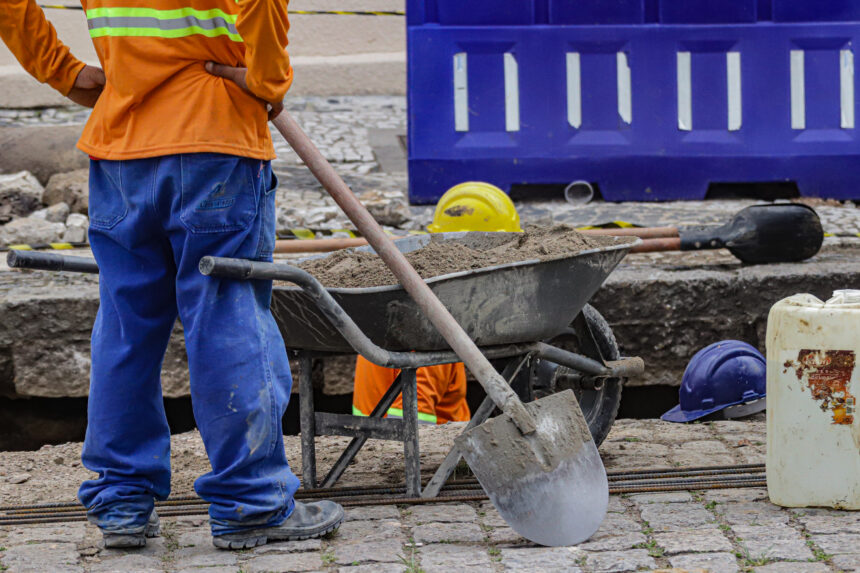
top-left (454, 390), bottom-right (608, 547)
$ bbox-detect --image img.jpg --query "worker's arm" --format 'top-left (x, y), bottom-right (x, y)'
top-left (206, 0), bottom-right (292, 119)
top-left (0, 0), bottom-right (104, 107)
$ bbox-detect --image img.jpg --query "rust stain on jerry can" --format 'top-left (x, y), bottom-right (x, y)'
top-left (784, 350), bottom-right (856, 425)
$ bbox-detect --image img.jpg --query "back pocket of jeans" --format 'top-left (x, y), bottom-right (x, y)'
top-left (88, 161), bottom-right (128, 230)
top-left (180, 155), bottom-right (257, 234)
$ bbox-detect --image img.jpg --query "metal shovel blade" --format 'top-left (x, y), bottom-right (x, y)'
top-left (454, 390), bottom-right (608, 546)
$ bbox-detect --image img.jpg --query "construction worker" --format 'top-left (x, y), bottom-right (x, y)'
top-left (0, 0), bottom-right (342, 551)
top-left (353, 182), bottom-right (521, 424)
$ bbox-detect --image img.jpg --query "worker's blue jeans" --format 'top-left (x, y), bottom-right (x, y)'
top-left (78, 154), bottom-right (300, 536)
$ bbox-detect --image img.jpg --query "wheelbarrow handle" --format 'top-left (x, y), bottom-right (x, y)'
top-left (6, 250), bottom-right (99, 274)
top-left (271, 111), bottom-right (537, 435)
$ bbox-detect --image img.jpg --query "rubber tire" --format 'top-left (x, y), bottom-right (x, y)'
top-left (541, 304), bottom-right (623, 448)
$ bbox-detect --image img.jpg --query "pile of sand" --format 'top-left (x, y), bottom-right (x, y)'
top-left (297, 226), bottom-right (633, 288)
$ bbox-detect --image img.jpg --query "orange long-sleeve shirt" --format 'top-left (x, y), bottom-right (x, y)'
top-left (353, 356), bottom-right (471, 425)
top-left (0, 0), bottom-right (292, 160)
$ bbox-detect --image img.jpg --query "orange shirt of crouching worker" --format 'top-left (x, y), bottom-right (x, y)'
top-left (352, 356), bottom-right (471, 424)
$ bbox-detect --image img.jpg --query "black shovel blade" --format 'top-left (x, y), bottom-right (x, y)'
top-left (679, 204), bottom-right (823, 264)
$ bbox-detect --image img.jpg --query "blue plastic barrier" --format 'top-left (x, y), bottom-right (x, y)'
top-left (406, 0), bottom-right (860, 203)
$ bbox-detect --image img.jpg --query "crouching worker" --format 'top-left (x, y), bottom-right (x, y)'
top-left (0, 0), bottom-right (342, 551)
top-left (353, 356), bottom-right (471, 424)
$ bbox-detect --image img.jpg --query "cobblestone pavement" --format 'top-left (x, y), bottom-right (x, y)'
top-left (4, 98), bottom-right (860, 238)
top-left (1, 418), bottom-right (858, 572)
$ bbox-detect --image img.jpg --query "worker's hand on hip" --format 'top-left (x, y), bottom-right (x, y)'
top-left (67, 65), bottom-right (106, 108)
top-left (205, 62), bottom-right (284, 121)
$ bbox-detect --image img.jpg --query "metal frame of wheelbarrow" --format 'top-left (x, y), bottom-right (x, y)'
top-left (199, 256), bottom-right (645, 498)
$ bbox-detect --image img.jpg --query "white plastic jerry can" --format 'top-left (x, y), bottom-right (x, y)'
top-left (767, 290), bottom-right (860, 509)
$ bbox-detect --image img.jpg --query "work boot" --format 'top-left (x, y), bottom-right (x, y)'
top-left (213, 500), bottom-right (344, 550)
top-left (102, 509), bottom-right (161, 549)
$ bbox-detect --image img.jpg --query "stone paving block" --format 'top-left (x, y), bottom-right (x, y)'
top-left (333, 519), bottom-right (403, 543)
top-left (336, 564), bottom-right (404, 573)
top-left (175, 529), bottom-right (212, 548)
top-left (577, 532), bottom-right (646, 552)
top-left (831, 553), bottom-right (860, 571)
top-left (413, 522), bottom-right (485, 544)
top-left (753, 562), bottom-right (830, 573)
top-left (582, 549), bottom-right (656, 572)
top-left (487, 527), bottom-right (528, 546)
top-left (669, 552), bottom-right (739, 573)
top-left (344, 505), bottom-right (400, 522)
top-left (478, 504), bottom-right (507, 528)
top-left (1, 542), bottom-right (82, 573)
top-left (714, 502), bottom-right (790, 526)
top-left (704, 488), bottom-right (769, 503)
top-left (409, 503), bottom-right (477, 524)
top-left (249, 539), bottom-right (322, 554)
top-left (4, 523), bottom-right (87, 545)
top-left (795, 509), bottom-right (860, 534)
top-left (419, 544), bottom-right (493, 573)
top-left (732, 524), bottom-right (815, 561)
top-left (601, 441), bottom-right (670, 459)
top-left (173, 544), bottom-right (238, 568)
top-left (500, 547), bottom-right (585, 572)
top-left (591, 512), bottom-right (642, 535)
top-left (603, 455), bottom-right (671, 471)
top-left (628, 491), bottom-right (693, 504)
top-left (607, 497), bottom-right (626, 513)
top-left (653, 529), bottom-right (734, 555)
top-left (669, 440), bottom-right (735, 466)
top-left (331, 539), bottom-right (403, 565)
top-left (88, 555), bottom-right (164, 572)
top-left (639, 502), bottom-right (718, 531)
top-left (242, 551), bottom-right (323, 573)
top-left (810, 532), bottom-right (860, 555)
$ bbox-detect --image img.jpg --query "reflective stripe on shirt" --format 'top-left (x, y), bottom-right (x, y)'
top-left (352, 405), bottom-right (437, 425)
top-left (86, 7), bottom-right (241, 41)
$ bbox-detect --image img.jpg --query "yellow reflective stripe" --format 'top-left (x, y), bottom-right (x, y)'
top-left (89, 27), bottom-right (242, 41)
top-left (352, 405), bottom-right (437, 424)
top-left (85, 6), bottom-right (237, 23)
top-left (386, 407), bottom-right (437, 424)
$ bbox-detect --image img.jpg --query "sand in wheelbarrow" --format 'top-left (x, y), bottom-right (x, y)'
top-left (297, 225), bottom-right (633, 288)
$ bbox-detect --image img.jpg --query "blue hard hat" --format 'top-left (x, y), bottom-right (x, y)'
top-left (661, 340), bottom-right (766, 423)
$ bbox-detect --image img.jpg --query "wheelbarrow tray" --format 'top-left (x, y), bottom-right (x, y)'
top-left (271, 232), bottom-right (634, 353)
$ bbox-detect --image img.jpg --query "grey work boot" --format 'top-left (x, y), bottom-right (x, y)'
top-left (213, 500), bottom-right (344, 550)
top-left (102, 510), bottom-right (161, 549)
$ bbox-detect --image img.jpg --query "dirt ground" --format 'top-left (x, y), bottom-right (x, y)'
top-left (0, 418), bottom-right (764, 506)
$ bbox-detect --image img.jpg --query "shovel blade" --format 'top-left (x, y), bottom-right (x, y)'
top-left (454, 390), bottom-right (608, 546)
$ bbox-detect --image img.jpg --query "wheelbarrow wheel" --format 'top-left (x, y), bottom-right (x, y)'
top-left (529, 304), bottom-right (622, 447)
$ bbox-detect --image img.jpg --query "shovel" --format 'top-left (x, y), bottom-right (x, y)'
top-left (269, 112), bottom-right (607, 546)
top-left (615, 204), bottom-right (824, 263)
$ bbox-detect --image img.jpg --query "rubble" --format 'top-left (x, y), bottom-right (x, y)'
top-left (63, 213), bottom-right (89, 243)
top-left (43, 169), bottom-right (89, 214)
top-left (31, 201), bottom-right (70, 223)
top-left (0, 170), bottom-right (43, 223)
top-left (0, 215), bottom-right (65, 246)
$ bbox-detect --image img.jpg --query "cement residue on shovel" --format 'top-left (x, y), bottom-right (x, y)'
top-left (297, 226), bottom-right (625, 288)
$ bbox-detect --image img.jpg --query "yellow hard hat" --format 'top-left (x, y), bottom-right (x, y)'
top-left (427, 182), bottom-right (522, 233)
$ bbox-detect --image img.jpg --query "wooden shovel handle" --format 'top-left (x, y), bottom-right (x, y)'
top-left (630, 237), bottom-right (683, 253)
top-left (274, 238), bottom-right (368, 253)
top-left (270, 112), bottom-right (537, 435)
top-left (273, 228), bottom-right (679, 255)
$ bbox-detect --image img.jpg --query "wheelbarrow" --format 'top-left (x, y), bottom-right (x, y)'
top-left (7, 231), bottom-right (643, 498)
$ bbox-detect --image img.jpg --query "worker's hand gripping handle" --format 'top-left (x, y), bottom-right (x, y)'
top-left (270, 112), bottom-right (537, 436)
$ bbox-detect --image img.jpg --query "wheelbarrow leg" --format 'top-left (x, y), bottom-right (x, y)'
top-left (401, 368), bottom-right (421, 497)
top-left (299, 353), bottom-right (317, 489)
top-left (421, 354), bottom-right (533, 498)
top-left (421, 394), bottom-right (495, 498)
top-left (321, 372), bottom-right (405, 488)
